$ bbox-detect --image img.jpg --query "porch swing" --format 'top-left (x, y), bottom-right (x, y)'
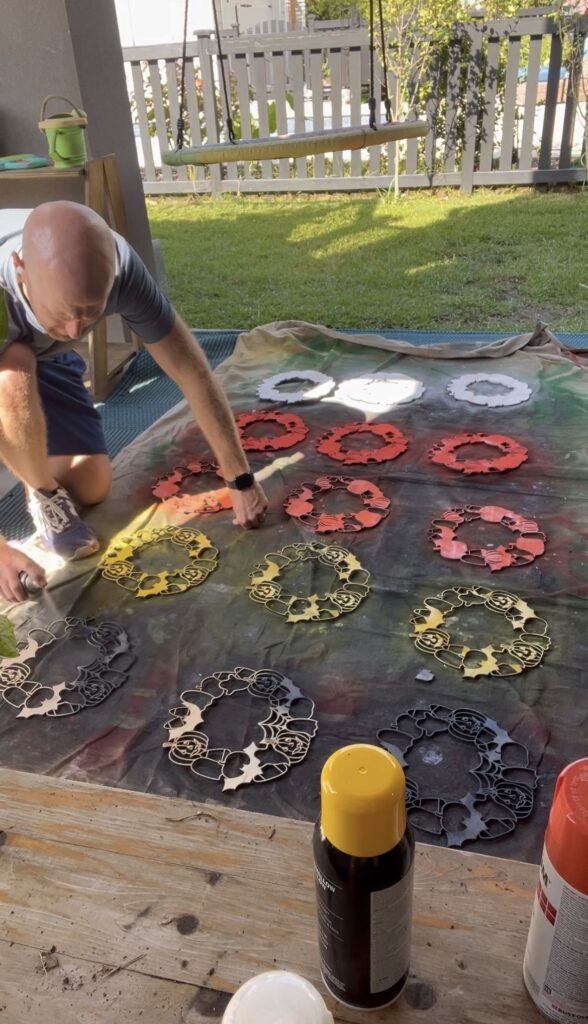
top-left (162, 0), bottom-right (429, 167)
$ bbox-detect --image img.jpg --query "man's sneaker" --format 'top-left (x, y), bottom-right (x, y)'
top-left (28, 485), bottom-right (100, 560)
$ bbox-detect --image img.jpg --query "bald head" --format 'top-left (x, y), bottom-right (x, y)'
top-left (17, 201), bottom-right (116, 341)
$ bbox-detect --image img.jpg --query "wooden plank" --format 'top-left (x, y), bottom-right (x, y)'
top-left (233, 53), bottom-right (253, 181)
top-left (444, 34), bottom-right (462, 173)
top-left (0, 769), bottom-right (544, 1024)
top-left (211, 28), bottom-right (369, 56)
top-left (368, 53), bottom-right (383, 176)
top-left (478, 35), bottom-right (500, 172)
top-left (559, 31), bottom-right (585, 169)
top-left (251, 52), bottom-right (273, 179)
top-left (310, 49), bottom-right (326, 178)
top-left (348, 46), bottom-right (363, 178)
top-left (386, 72), bottom-right (399, 181)
top-left (0, 943), bottom-right (223, 1024)
top-left (479, 15), bottom-right (572, 38)
top-left (404, 62), bottom-right (420, 177)
top-left (102, 154), bottom-right (130, 237)
top-left (141, 165), bottom-right (588, 195)
top-left (290, 50), bottom-right (307, 178)
top-left (538, 30), bottom-right (563, 169)
top-left (130, 61), bottom-right (156, 183)
top-left (183, 56), bottom-right (206, 182)
top-left (147, 59), bottom-right (172, 181)
top-left (218, 56), bottom-right (238, 184)
top-left (121, 18), bottom-right (587, 64)
top-left (0, 167), bottom-right (84, 180)
top-left (519, 35), bottom-right (543, 170)
top-left (473, 166), bottom-right (588, 185)
top-left (142, 173), bottom-right (467, 194)
top-left (499, 36), bottom-right (521, 171)
top-left (197, 34), bottom-right (222, 193)
top-left (164, 59), bottom-right (187, 181)
top-left (329, 48), bottom-right (344, 177)
top-left (270, 50), bottom-right (291, 179)
top-left (124, 42), bottom-right (199, 62)
top-left (461, 28), bottom-right (483, 193)
top-left (424, 53), bottom-right (441, 177)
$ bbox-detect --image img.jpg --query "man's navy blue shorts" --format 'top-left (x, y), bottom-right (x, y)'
top-left (37, 351), bottom-right (107, 457)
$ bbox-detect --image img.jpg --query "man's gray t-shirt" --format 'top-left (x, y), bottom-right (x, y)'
top-left (0, 208), bottom-right (175, 359)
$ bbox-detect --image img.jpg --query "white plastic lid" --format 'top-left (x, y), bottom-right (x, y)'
top-left (222, 971), bottom-right (334, 1024)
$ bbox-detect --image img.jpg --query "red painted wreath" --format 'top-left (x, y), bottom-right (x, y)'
top-left (152, 458), bottom-right (231, 515)
top-left (235, 410), bottom-right (309, 452)
top-left (284, 475), bottom-right (391, 533)
top-left (428, 433), bottom-right (528, 475)
top-left (316, 422), bottom-right (408, 465)
top-left (429, 504), bottom-right (546, 571)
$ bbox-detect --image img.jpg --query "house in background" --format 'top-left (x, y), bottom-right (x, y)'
top-left (216, 0), bottom-right (305, 33)
top-left (114, 0), bottom-right (305, 45)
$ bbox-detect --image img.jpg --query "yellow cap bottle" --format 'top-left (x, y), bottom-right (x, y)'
top-left (320, 743), bottom-right (407, 858)
top-left (313, 744), bottom-right (414, 1010)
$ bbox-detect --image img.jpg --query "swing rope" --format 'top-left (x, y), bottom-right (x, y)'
top-left (176, 0), bottom-right (190, 149)
top-left (211, 0), bottom-right (236, 144)
top-left (164, 0), bottom-right (428, 167)
top-left (368, 0), bottom-right (392, 129)
top-left (379, 0), bottom-right (392, 124)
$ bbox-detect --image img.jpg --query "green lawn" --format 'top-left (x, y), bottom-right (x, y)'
top-left (147, 188), bottom-right (588, 333)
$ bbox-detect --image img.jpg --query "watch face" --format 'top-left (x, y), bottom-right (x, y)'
top-left (234, 472), bottom-right (254, 491)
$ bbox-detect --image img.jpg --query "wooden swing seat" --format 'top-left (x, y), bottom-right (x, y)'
top-left (162, 119), bottom-right (429, 166)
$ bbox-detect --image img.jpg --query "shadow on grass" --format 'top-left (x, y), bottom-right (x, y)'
top-left (148, 189), bottom-right (587, 333)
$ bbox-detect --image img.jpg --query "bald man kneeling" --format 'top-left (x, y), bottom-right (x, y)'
top-left (0, 201), bottom-right (268, 602)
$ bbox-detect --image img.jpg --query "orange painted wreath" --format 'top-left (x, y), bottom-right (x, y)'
top-left (235, 410), bottom-right (309, 452)
top-left (429, 505), bottom-right (546, 572)
top-left (316, 422), bottom-right (408, 465)
top-left (284, 475), bottom-right (391, 533)
top-left (428, 433), bottom-right (528, 476)
top-left (152, 458), bottom-right (232, 515)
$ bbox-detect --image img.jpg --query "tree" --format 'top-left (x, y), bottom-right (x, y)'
top-left (356, 0), bottom-right (466, 195)
top-left (356, 0), bottom-right (571, 196)
top-left (306, 0), bottom-right (354, 21)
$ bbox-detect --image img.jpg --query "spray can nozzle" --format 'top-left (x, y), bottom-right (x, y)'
top-left (18, 573), bottom-right (45, 598)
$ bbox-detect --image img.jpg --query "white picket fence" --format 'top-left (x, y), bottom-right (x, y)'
top-left (122, 13), bottom-right (588, 194)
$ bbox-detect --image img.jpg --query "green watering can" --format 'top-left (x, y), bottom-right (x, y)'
top-left (38, 95), bottom-right (87, 169)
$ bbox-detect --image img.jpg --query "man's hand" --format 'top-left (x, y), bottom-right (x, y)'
top-left (231, 480), bottom-right (269, 529)
top-left (0, 540), bottom-right (46, 602)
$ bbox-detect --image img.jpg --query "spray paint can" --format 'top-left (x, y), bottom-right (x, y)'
top-left (18, 572), bottom-right (44, 598)
top-left (523, 758), bottom-right (588, 1023)
top-left (222, 971), bottom-right (334, 1024)
top-left (313, 744), bottom-right (414, 1011)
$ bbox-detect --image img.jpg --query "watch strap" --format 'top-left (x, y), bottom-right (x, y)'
top-left (226, 470), bottom-right (255, 491)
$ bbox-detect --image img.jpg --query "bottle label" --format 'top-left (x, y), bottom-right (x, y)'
top-left (524, 847), bottom-right (588, 1023)
top-left (370, 865), bottom-right (414, 993)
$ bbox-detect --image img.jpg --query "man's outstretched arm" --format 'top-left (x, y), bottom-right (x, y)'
top-left (149, 316), bottom-right (268, 529)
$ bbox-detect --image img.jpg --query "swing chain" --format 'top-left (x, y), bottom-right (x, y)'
top-left (368, 0), bottom-right (376, 129)
top-left (176, 0), bottom-right (190, 149)
top-left (378, 0), bottom-right (392, 123)
top-left (212, 0), bottom-right (237, 144)
top-left (369, 0), bottom-right (393, 129)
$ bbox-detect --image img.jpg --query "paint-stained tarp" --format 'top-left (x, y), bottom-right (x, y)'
top-left (1, 321), bottom-right (586, 863)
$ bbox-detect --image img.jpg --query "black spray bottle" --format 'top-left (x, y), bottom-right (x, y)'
top-left (313, 743), bottom-right (415, 1011)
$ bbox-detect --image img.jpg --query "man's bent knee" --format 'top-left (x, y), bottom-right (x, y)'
top-left (51, 453), bottom-right (112, 507)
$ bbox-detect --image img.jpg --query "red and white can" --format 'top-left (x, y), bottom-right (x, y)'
top-left (523, 758), bottom-right (588, 1023)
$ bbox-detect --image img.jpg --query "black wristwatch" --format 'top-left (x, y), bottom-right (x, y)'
top-left (226, 470), bottom-right (255, 491)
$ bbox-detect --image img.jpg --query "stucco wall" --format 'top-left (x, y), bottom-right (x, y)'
top-left (0, 0), bottom-right (154, 271)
